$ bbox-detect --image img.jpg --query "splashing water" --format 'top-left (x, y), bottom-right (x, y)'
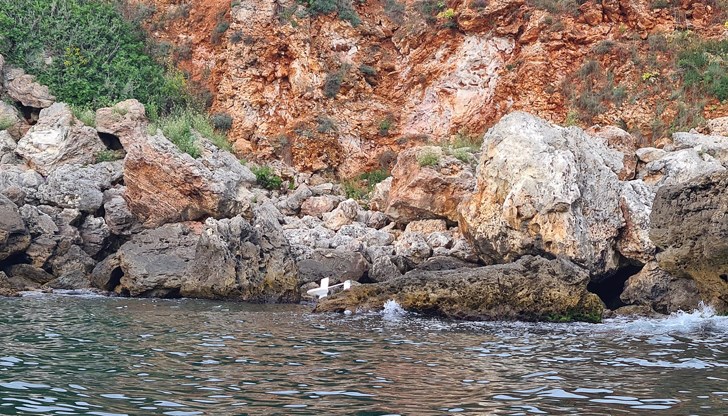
top-left (609, 303), bottom-right (728, 336)
top-left (381, 299), bottom-right (406, 320)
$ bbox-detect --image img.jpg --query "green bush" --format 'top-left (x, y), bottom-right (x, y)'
top-left (323, 65), bottom-right (349, 98)
top-left (95, 149), bottom-right (123, 163)
top-left (0, 116), bottom-right (15, 131)
top-left (251, 165), bottom-right (283, 190)
top-left (71, 105), bottom-right (96, 127)
top-left (678, 40), bottom-right (728, 101)
top-left (303, 0), bottom-right (361, 26)
top-left (211, 112), bottom-right (234, 132)
top-left (417, 150), bottom-right (439, 167)
top-left (0, 0), bottom-right (193, 112)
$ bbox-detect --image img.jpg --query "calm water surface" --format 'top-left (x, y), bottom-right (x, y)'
top-left (0, 294), bottom-right (726, 415)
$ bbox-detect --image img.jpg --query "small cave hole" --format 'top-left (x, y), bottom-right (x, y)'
top-left (107, 267), bottom-right (124, 292)
top-left (587, 264), bottom-right (643, 310)
top-left (17, 103), bottom-right (41, 125)
top-left (720, 274), bottom-right (728, 283)
top-left (98, 132), bottom-right (124, 151)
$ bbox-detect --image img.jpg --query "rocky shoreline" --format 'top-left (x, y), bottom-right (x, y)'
top-left (1, 54), bottom-right (727, 321)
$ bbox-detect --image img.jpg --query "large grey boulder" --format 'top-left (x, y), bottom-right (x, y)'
top-left (15, 103), bottom-right (106, 175)
top-left (638, 148), bottom-right (725, 187)
top-left (297, 248), bottom-right (369, 285)
top-left (0, 194), bottom-right (30, 261)
top-left (459, 112), bottom-right (624, 276)
top-left (3, 67), bottom-right (55, 108)
top-left (181, 204), bottom-right (299, 302)
top-left (102, 186), bottom-right (139, 235)
top-left (0, 164), bottom-right (44, 205)
top-left (38, 161), bottom-right (123, 212)
top-left (93, 223), bottom-right (198, 297)
top-left (650, 171), bottom-right (728, 312)
top-left (316, 256), bottom-right (605, 322)
top-left (0, 131), bottom-right (20, 164)
top-left (620, 262), bottom-right (701, 314)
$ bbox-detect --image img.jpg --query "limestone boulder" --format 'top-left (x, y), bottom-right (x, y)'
top-left (459, 112), bottom-right (624, 275)
top-left (620, 262), bottom-right (702, 314)
top-left (180, 204), bottom-right (299, 302)
top-left (277, 184), bottom-right (312, 215)
top-left (617, 180), bottom-right (656, 263)
top-left (94, 223), bottom-right (199, 297)
top-left (0, 271), bottom-right (20, 297)
top-left (38, 161), bottom-right (123, 213)
top-left (0, 101), bottom-right (26, 140)
top-left (650, 171), bottom-right (728, 312)
top-left (322, 199), bottom-right (360, 231)
top-left (300, 195), bottom-right (340, 217)
top-left (385, 146), bottom-right (475, 224)
top-left (586, 125), bottom-right (637, 180)
top-left (671, 132), bottom-right (728, 165)
top-left (124, 131), bottom-right (256, 227)
top-left (394, 232), bottom-right (432, 265)
top-left (705, 116), bottom-right (728, 137)
top-left (297, 248), bottom-right (369, 285)
top-left (15, 103), bottom-right (106, 175)
top-left (102, 186), bottom-right (140, 235)
top-left (3, 68), bottom-right (55, 108)
top-left (0, 194), bottom-right (30, 261)
top-left (316, 256), bottom-right (604, 322)
top-left (638, 148), bottom-right (725, 187)
top-left (0, 131), bottom-right (20, 164)
top-left (94, 100), bottom-right (148, 146)
top-left (0, 165), bottom-right (44, 205)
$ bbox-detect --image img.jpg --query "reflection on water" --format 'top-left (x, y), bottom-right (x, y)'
top-left (0, 294), bottom-right (726, 415)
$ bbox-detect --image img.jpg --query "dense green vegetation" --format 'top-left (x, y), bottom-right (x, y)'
top-left (251, 165), bottom-right (283, 190)
top-left (0, 0), bottom-right (230, 157)
top-left (678, 39), bottom-right (728, 102)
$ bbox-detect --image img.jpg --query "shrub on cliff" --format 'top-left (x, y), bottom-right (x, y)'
top-left (0, 0), bottom-right (192, 112)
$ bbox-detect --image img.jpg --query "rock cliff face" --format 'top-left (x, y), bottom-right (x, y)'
top-left (139, 0), bottom-right (727, 176)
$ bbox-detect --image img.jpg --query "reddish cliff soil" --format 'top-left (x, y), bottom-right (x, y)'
top-left (133, 0), bottom-right (728, 176)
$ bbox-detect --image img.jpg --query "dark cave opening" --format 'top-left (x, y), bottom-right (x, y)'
top-left (98, 132), bottom-right (124, 150)
top-left (587, 264), bottom-right (643, 310)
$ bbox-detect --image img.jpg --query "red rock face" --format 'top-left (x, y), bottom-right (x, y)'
top-left (136, 0), bottom-right (728, 175)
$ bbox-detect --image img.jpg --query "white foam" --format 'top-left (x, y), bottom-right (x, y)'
top-left (606, 303), bottom-right (728, 335)
top-left (381, 300), bottom-right (406, 320)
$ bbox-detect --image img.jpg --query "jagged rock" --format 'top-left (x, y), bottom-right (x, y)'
top-left (671, 132), bottom-right (728, 165)
top-left (102, 186), bottom-right (139, 235)
top-left (94, 223), bottom-right (199, 297)
top-left (426, 231), bottom-right (453, 249)
top-left (95, 100), bottom-right (148, 146)
top-left (278, 184), bottom-right (312, 215)
top-left (415, 256), bottom-right (478, 272)
top-left (48, 244), bottom-right (96, 285)
top-left (586, 125), bottom-right (637, 180)
top-left (180, 205), bottom-right (300, 302)
top-left (448, 235), bottom-right (480, 263)
top-left (460, 112), bottom-right (625, 275)
top-left (405, 219), bottom-right (447, 234)
top-left (0, 101), bottom-right (26, 140)
top-left (385, 146), bottom-right (475, 224)
top-left (369, 177), bottom-right (391, 212)
top-left (300, 195), bottom-right (339, 217)
top-left (322, 199), bottom-right (359, 231)
top-left (4, 264), bottom-right (54, 285)
top-left (369, 255), bottom-right (402, 283)
top-left (638, 148), bottom-right (725, 187)
top-left (79, 216), bottom-right (110, 257)
top-left (361, 228), bottom-right (394, 247)
top-left (650, 171), bottom-right (728, 312)
top-left (124, 131), bottom-right (256, 227)
top-left (635, 147), bottom-right (667, 164)
top-left (617, 180), bottom-right (656, 263)
top-left (15, 103), bottom-right (106, 175)
top-left (283, 225), bottom-right (335, 260)
top-left (0, 165), bottom-right (44, 205)
top-left (0, 131), bottom-right (20, 164)
top-left (705, 116), bottom-right (728, 137)
top-left (316, 256), bottom-right (604, 322)
top-left (3, 67), bottom-right (55, 108)
top-left (38, 161), bottom-right (123, 213)
top-left (394, 232), bottom-right (432, 265)
top-left (0, 194), bottom-right (30, 261)
top-left (366, 211), bottom-right (389, 229)
top-left (620, 262), bottom-right (701, 314)
top-left (0, 271), bottom-right (20, 297)
top-left (297, 248), bottom-right (369, 285)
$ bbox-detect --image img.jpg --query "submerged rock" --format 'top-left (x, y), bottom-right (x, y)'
top-left (315, 256), bottom-right (604, 322)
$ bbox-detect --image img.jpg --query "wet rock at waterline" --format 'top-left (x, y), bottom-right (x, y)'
top-left (315, 256), bottom-right (604, 323)
top-left (650, 171), bottom-right (728, 312)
